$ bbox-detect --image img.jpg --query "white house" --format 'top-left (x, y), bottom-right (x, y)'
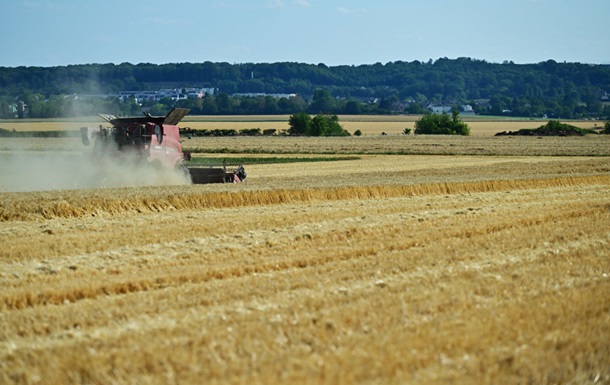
top-left (427, 104), bottom-right (452, 114)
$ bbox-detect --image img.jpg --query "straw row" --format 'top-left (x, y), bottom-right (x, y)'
top-left (1, 175), bottom-right (608, 222)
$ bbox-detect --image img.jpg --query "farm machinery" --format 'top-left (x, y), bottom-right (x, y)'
top-left (80, 108), bottom-right (246, 184)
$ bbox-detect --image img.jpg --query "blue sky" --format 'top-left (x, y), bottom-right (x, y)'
top-left (1, 0), bottom-right (608, 67)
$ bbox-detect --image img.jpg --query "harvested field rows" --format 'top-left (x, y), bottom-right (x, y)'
top-left (185, 135), bottom-right (610, 156)
top-left (0, 153), bottom-right (609, 384)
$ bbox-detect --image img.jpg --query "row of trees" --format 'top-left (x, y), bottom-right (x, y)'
top-left (3, 59), bottom-right (609, 99)
top-left (0, 89), bottom-right (395, 119)
top-left (0, 93), bottom-right (142, 119)
top-left (286, 112), bottom-right (472, 137)
top-left (181, 113), bottom-right (351, 137)
top-left (185, 111), bottom-right (471, 137)
top-left (7, 89), bottom-right (609, 121)
top-left (1, 58), bottom-right (609, 119)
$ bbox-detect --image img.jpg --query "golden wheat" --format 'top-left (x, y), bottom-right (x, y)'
top-left (183, 135), bottom-right (610, 156)
top-left (0, 135), bottom-right (609, 384)
top-left (0, 179), bottom-right (608, 384)
top-left (2, 115), bottom-right (600, 137)
top-left (0, 174), bottom-right (607, 222)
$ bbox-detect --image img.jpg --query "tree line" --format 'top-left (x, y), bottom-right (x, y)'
top-left (1, 58), bottom-right (609, 119)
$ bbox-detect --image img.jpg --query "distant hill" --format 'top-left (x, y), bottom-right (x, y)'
top-left (1, 58), bottom-right (609, 119)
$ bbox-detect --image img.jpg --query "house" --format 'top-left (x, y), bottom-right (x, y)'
top-left (118, 88), bottom-right (214, 104)
top-left (461, 104), bottom-right (476, 115)
top-left (186, 88), bottom-right (215, 98)
top-left (233, 93), bottom-right (296, 99)
top-left (427, 104), bottom-right (452, 114)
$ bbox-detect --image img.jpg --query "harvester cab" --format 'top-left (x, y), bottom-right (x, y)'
top-left (80, 108), bottom-right (246, 184)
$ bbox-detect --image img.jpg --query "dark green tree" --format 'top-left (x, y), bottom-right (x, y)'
top-left (216, 92), bottom-right (233, 114)
top-left (414, 111), bottom-right (470, 135)
top-left (263, 96), bottom-right (279, 114)
top-left (345, 100), bottom-right (362, 114)
top-left (201, 94), bottom-right (218, 114)
top-left (125, 95), bottom-right (142, 115)
top-left (149, 103), bottom-right (168, 116)
top-left (310, 114), bottom-right (349, 136)
top-left (288, 113), bottom-right (349, 136)
top-left (288, 112), bottom-right (311, 135)
top-left (377, 96), bottom-right (397, 113)
top-left (308, 89), bottom-right (335, 114)
top-left (406, 102), bottom-right (427, 114)
top-left (0, 99), bottom-right (12, 118)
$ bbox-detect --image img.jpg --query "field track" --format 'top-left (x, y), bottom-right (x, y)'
top-left (1, 148), bottom-right (609, 384)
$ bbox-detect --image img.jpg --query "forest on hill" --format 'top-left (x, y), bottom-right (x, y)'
top-left (1, 58), bottom-right (609, 119)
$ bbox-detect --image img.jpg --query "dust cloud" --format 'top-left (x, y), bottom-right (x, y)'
top-left (0, 75), bottom-right (197, 192)
top-left (0, 145), bottom-right (192, 193)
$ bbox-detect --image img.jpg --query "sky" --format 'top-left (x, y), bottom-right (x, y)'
top-left (0, 0), bottom-right (608, 68)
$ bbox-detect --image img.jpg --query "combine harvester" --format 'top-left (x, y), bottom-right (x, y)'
top-left (80, 108), bottom-right (246, 184)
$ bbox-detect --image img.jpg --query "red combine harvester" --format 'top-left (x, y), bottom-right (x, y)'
top-left (80, 108), bottom-right (246, 184)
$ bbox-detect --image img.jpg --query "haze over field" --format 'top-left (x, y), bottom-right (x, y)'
top-left (0, 0), bottom-right (608, 67)
top-left (0, 146), bottom-right (190, 193)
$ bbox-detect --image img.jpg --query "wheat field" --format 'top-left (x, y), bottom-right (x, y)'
top-left (0, 131), bottom-right (609, 384)
top-left (1, 115), bottom-right (601, 137)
